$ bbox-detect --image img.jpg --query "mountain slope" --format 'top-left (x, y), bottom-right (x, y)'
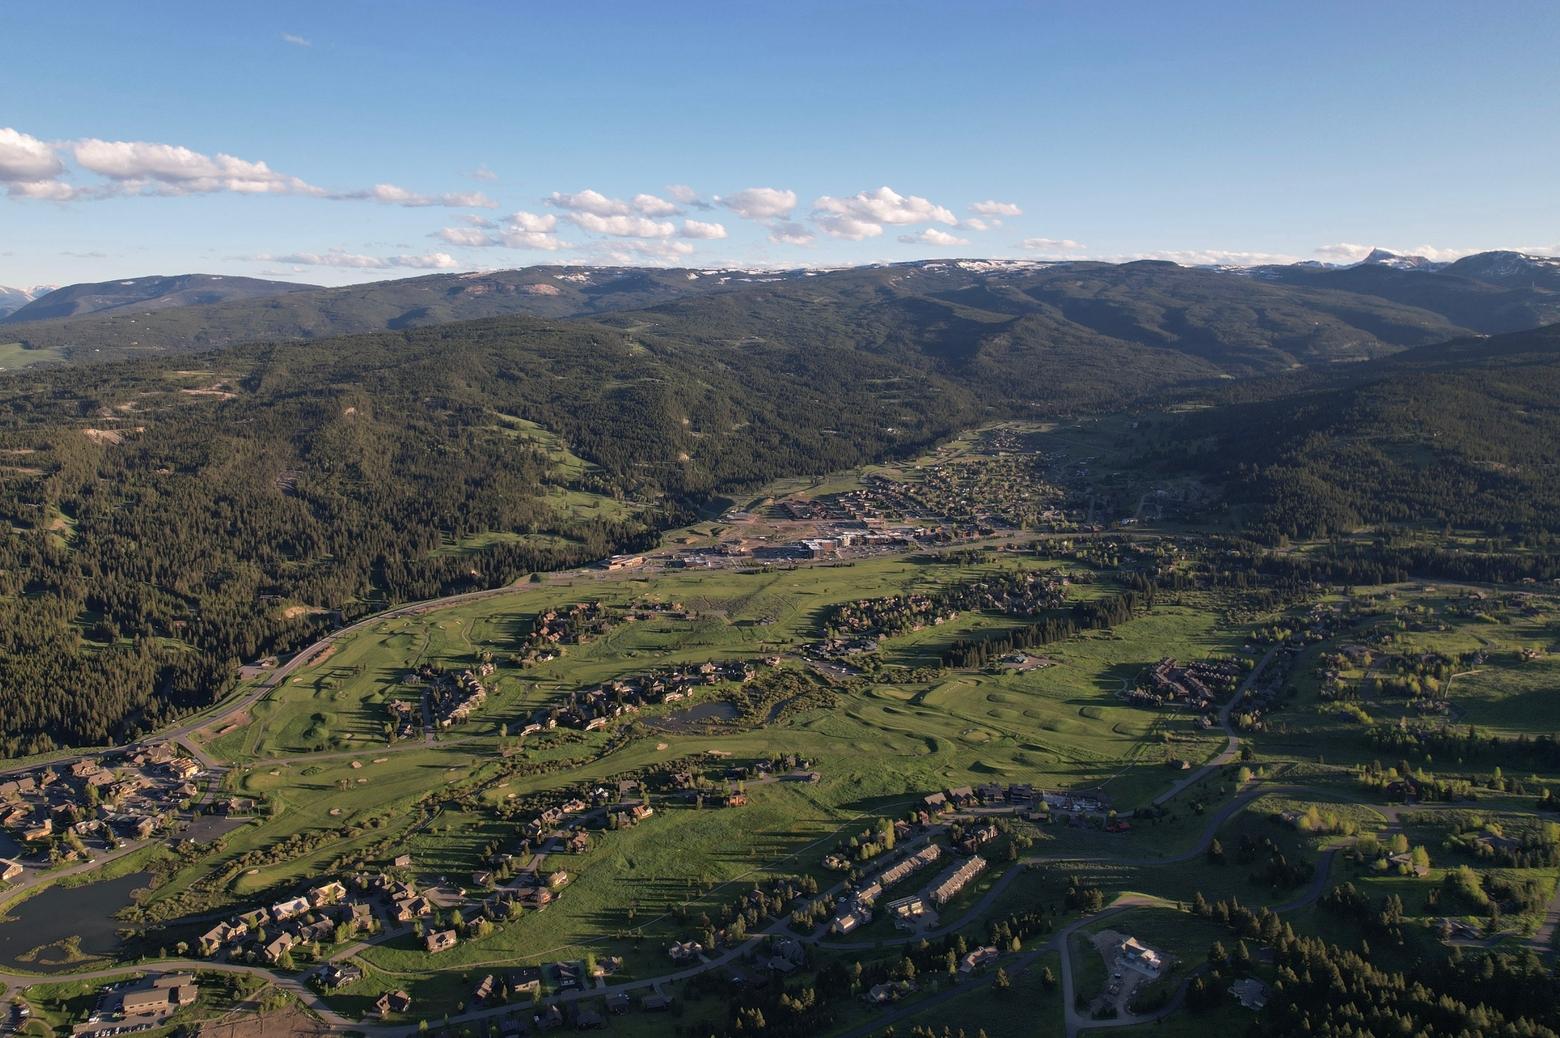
top-left (1146, 322), bottom-right (1560, 538)
top-left (4, 273), bottom-right (317, 323)
top-left (602, 259), bottom-right (1471, 385)
top-left (0, 266), bottom-right (778, 359)
top-left (0, 286), bottom-right (42, 318)
top-left (1248, 254), bottom-right (1560, 334)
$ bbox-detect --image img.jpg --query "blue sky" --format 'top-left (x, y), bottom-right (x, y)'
top-left (2, 0), bottom-right (1557, 288)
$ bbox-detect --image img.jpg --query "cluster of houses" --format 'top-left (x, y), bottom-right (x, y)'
top-left (806, 636), bottom-right (881, 665)
top-left (928, 855), bottom-right (987, 907)
top-left (515, 601), bottom-right (618, 665)
top-left (486, 865), bottom-right (571, 915)
top-left (469, 966), bottom-right (542, 1007)
top-left (808, 476), bottom-right (1016, 539)
top-left (919, 782), bottom-right (1107, 820)
top-left (958, 821), bottom-right (1000, 854)
top-left (0, 744), bottom-right (203, 869)
top-left (428, 667), bottom-right (490, 727)
top-left (911, 783), bottom-right (1116, 843)
top-left (524, 659), bottom-right (760, 736)
top-left (828, 841), bottom-right (947, 935)
top-left (195, 874), bottom-right (361, 961)
top-left (1128, 657), bottom-right (1241, 711)
top-left (386, 698), bottom-right (421, 741)
top-left (825, 571), bottom-right (1066, 641)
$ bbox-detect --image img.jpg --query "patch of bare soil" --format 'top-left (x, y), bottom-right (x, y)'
top-left (180, 384), bottom-right (238, 400)
top-left (196, 1008), bottom-right (330, 1038)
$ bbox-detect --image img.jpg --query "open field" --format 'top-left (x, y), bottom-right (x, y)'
top-left (0, 342), bottom-right (66, 369)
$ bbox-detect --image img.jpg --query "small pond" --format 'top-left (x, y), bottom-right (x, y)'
top-left (653, 700), bottom-right (740, 731)
top-left (0, 870), bottom-right (149, 972)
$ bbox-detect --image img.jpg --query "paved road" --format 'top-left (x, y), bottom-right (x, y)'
top-left (0, 959), bottom-right (359, 1032)
top-left (1152, 647), bottom-right (1276, 808)
top-left (0, 839), bottom-right (151, 910)
top-left (1529, 878), bottom-right (1560, 955)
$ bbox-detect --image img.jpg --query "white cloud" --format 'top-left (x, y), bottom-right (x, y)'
top-left (667, 184), bottom-right (712, 210)
top-left (1020, 237), bottom-right (1088, 253)
top-left (434, 227), bottom-right (492, 247)
top-left (471, 164), bottom-right (498, 182)
top-left (7, 178), bottom-right (82, 201)
top-left (1118, 248), bottom-right (1297, 266)
top-left (399, 252), bottom-right (460, 269)
top-left (435, 210), bottom-right (569, 251)
top-left (812, 186), bottom-right (957, 240)
top-left (566, 211), bottom-right (676, 238)
top-left (768, 222), bottom-right (814, 246)
top-left (509, 211), bottom-right (557, 233)
top-left (813, 214), bottom-right (883, 240)
top-left (71, 137), bottom-right (323, 196)
top-left (1313, 242), bottom-right (1375, 263)
top-left (962, 217), bottom-right (993, 232)
top-left (632, 193), bottom-right (680, 217)
top-left (547, 188), bottom-right (631, 216)
top-left (546, 189), bottom-right (690, 228)
top-left (336, 183), bottom-right (497, 208)
top-left (970, 199), bottom-right (1022, 217)
top-left (264, 249), bottom-right (460, 270)
top-left (281, 33), bottom-right (311, 47)
top-left (898, 228), bottom-right (969, 247)
top-left (0, 128), bottom-right (65, 183)
top-left (1313, 242), bottom-right (1473, 264)
top-left (716, 187), bottom-right (797, 220)
top-left (499, 229), bottom-right (569, 251)
top-left (680, 219), bottom-right (727, 240)
top-left (589, 239), bottom-right (696, 266)
top-left (4, 127), bottom-right (495, 208)
top-left (1, 128), bottom-right (80, 198)
top-left (815, 186), bottom-right (956, 226)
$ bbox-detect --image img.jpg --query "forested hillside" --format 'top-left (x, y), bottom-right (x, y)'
top-left (1143, 322), bottom-right (1560, 540)
top-left (0, 266), bottom-right (764, 362)
top-left (0, 312), bottom-right (987, 754)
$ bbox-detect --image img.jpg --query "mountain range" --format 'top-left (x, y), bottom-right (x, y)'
top-left (0, 284), bottom-right (53, 319)
top-left (2, 250), bottom-right (1558, 371)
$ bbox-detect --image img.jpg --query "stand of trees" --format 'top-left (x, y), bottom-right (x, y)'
top-left (942, 583), bottom-right (1156, 668)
